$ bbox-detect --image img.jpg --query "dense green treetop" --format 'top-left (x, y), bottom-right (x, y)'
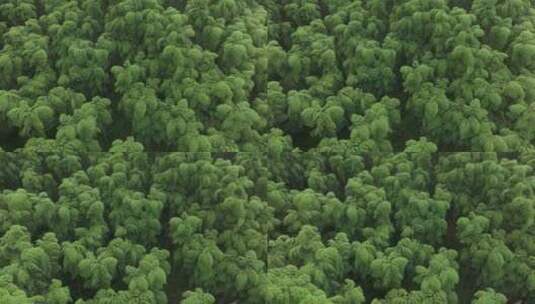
top-left (1, 0), bottom-right (535, 303)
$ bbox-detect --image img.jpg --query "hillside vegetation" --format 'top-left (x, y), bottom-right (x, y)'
top-left (0, 0), bottom-right (534, 303)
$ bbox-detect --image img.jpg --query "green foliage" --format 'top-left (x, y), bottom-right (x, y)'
top-left (472, 288), bottom-right (507, 304)
top-left (0, 0), bottom-right (535, 303)
top-left (180, 289), bottom-right (215, 304)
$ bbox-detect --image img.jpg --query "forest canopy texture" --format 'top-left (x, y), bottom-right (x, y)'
top-left (1, 0), bottom-right (535, 303)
